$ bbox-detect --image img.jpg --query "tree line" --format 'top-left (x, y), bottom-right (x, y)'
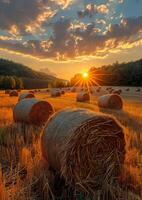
top-left (70, 59), bottom-right (142, 86)
top-left (0, 76), bottom-right (23, 89)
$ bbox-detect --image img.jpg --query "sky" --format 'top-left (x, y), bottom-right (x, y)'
top-left (0, 0), bottom-right (142, 80)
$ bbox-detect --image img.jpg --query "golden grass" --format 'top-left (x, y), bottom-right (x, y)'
top-left (0, 89), bottom-right (142, 199)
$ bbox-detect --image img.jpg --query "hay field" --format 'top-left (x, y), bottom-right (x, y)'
top-left (0, 87), bottom-right (142, 200)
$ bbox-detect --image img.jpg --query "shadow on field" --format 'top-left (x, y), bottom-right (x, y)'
top-left (99, 108), bottom-right (142, 133)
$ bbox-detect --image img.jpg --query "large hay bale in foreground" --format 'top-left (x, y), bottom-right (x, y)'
top-left (51, 90), bottom-right (61, 97)
top-left (9, 90), bottom-right (18, 97)
top-left (13, 98), bottom-right (54, 125)
top-left (76, 92), bottom-right (90, 102)
top-left (41, 108), bottom-right (125, 192)
top-left (18, 93), bottom-right (35, 101)
top-left (98, 94), bottom-right (123, 110)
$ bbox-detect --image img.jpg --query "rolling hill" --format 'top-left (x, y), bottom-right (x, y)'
top-left (0, 58), bottom-right (66, 89)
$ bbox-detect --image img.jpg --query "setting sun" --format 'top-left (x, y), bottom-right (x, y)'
top-left (82, 72), bottom-right (89, 79)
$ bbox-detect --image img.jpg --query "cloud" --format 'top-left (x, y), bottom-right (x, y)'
top-left (77, 4), bottom-right (109, 18)
top-left (0, 0), bottom-right (142, 61)
top-left (1, 16), bottom-right (142, 60)
top-left (0, 0), bottom-right (72, 35)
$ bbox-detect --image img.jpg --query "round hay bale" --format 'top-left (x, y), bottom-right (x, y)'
top-left (13, 98), bottom-right (54, 125)
top-left (5, 90), bottom-right (11, 94)
top-left (98, 94), bottom-right (123, 110)
top-left (29, 90), bottom-right (35, 94)
top-left (136, 88), bottom-right (141, 92)
top-left (113, 89), bottom-right (122, 95)
top-left (76, 92), bottom-right (90, 102)
top-left (61, 90), bottom-right (65, 95)
top-left (9, 90), bottom-right (18, 97)
top-left (125, 88), bottom-right (130, 92)
top-left (51, 90), bottom-right (61, 97)
top-left (106, 87), bottom-right (111, 91)
top-left (17, 89), bottom-right (21, 92)
top-left (18, 93), bottom-right (35, 101)
top-left (96, 87), bottom-right (101, 93)
top-left (71, 88), bottom-right (76, 92)
top-left (108, 88), bottom-right (114, 94)
top-left (41, 108), bottom-right (125, 192)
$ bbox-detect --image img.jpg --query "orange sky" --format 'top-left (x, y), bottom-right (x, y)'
top-left (0, 0), bottom-right (142, 80)
top-left (0, 43), bottom-right (142, 80)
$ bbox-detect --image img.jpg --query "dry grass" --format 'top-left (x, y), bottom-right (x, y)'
top-left (0, 88), bottom-right (142, 199)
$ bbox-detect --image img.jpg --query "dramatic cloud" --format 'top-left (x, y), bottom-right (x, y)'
top-left (0, 0), bottom-right (142, 60)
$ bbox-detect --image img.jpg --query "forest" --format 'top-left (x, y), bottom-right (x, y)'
top-left (71, 59), bottom-right (142, 86)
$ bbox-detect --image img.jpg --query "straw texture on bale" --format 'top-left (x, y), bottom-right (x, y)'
top-left (13, 98), bottom-right (54, 125)
top-left (18, 93), bottom-right (35, 101)
top-left (41, 108), bottom-right (125, 193)
top-left (98, 94), bottom-right (123, 110)
top-left (51, 90), bottom-right (61, 97)
top-left (76, 92), bottom-right (90, 102)
top-left (9, 90), bottom-right (18, 97)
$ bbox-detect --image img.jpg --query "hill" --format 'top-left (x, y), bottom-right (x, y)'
top-left (71, 59), bottom-right (142, 86)
top-left (0, 59), bottom-right (66, 89)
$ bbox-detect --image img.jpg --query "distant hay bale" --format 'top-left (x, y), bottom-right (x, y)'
top-left (18, 93), bottom-right (35, 101)
top-left (76, 92), bottom-right (90, 102)
top-left (125, 88), bottom-right (130, 91)
top-left (51, 89), bottom-right (61, 97)
top-left (29, 90), bottom-right (35, 94)
top-left (96, 87), bottom-right (101, 93)
top-left (113, 89), bottom-right (122, 95)
top-left (17, 89), bottom-right (21, 92)
top-left (136, 88), bottom-right (141, 92)
top-left (61, 90), bottom-right (65, 94)
top-left (71, 88), bottom-right (76, 92)
top-left (41, 108), bottom-right (125, 193)
top-left (5, 90), bottom-right (11, 94)
top-left (13, 98), bottom-right (54, 125)
top-left (98, 94), bottom-right (123, 110)
top-left (109, 88), bottom-right (114, 94)
top-left (106, 87), bottom-right (111, 91)
top-left (9, 90), bottom-right (18, 97)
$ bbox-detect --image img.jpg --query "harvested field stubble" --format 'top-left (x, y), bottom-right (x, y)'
top-left (0, 89), bottom-right (142, 200)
